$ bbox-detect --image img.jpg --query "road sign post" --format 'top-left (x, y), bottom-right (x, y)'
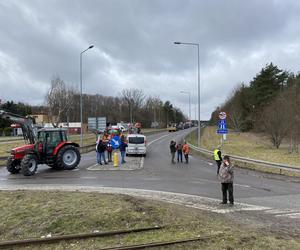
top-left (217, 112), bottom-right (228, 145)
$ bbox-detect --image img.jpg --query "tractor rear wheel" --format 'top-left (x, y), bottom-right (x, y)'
top-left (56, 145), bottom-right (81, 170)
top-left (6, 157), bottom-right (21, 174)
top-left (21, 154), bottom-right (38, 176)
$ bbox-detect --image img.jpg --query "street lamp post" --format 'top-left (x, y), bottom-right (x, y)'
top-left (180, 90), bottom-right (191, 121)
top-left (174, 41), bottom-right (200, 147)
top-left (80, 45), bottom-right (94, 147)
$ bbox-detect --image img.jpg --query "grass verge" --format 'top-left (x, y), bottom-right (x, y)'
top-left (0, 191), bottom-right (299, 249)
top-left (187, 126), bottom-right (300, 168)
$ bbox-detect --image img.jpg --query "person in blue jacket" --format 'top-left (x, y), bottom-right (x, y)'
top-left (119, 135), bottom-right (128, 164)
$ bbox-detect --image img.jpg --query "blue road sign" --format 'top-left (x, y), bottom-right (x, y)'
top-left (217, 129), bottom-right (228, 134)
top-left (111, 135), bottom-right (120, 149)
top-left (217, 119), bottom-right (228, 134)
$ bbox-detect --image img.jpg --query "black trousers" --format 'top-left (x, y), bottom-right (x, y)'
top-left (184, 154), bottom-right (189, 163)
top-left (216, 160), bottom-right (222, 174)
top-left (221, 183), bottom-right (234, 204)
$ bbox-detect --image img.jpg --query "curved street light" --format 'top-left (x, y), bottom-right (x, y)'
top-left (80, 45), bottom-right (94, 147)
top-left (174, 41), bottom-right (201, 147)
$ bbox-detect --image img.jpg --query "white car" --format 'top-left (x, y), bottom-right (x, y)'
top-left (126, 134), bottom-right (147, 157)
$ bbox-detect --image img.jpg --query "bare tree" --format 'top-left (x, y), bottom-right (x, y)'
top-left (121, 88), bottom-right (145, 123)
top-left (260, 95), bottom-right (292, 149)
top-left (46, 76), bottom-right (76, 127)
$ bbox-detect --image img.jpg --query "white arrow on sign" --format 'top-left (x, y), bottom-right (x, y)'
top-left (112, 139), bottom-right (119, 147)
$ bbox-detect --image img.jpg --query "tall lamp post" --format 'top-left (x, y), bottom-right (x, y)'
top-left (80, 45), bottom-right (94, 147)
top-left (180, 90), bottom-right (191, 121)
top-left (174, 41), bottom-right (200, 147)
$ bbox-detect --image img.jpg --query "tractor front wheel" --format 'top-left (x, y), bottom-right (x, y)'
top-left (21, 154), bottom-right (38, 176)
top-left (56, 145), bottom-right (81, 170)
top-left (6, 157), bottom-right (21, 174)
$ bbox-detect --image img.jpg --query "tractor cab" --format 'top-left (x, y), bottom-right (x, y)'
top-left (37, 128), bottom-right (68, 155)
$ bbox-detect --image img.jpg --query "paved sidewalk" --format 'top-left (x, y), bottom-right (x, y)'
top-left (87, 156), bottom-right (144, 171)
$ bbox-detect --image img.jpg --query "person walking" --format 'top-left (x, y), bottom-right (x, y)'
top-left (182, 141), bottom-right (190, 164)
top-left (176, 142), bottom-right (183, 163)
top-left (96, 139), bottom-right (108, 165)
top-left (218, 155), bottom-right (234, 205)
top-left (119, 135), bottom-right (128, 164)
top-left (170, 140), bottom-right (176, 164)
top-left (106, 140), bottom-right (113, 162)
top-left (214, 146), bottom-right (222, 175)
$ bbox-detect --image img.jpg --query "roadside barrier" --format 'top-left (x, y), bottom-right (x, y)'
top-left (188, 143), bottom-right (300, 173)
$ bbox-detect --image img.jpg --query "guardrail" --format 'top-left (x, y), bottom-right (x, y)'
top-left (188, 143), bottom-right (300, 173)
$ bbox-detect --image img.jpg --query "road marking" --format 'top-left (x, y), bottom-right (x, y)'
top-left (234, 184), bottom-right (251, 188)
top-left (140, 157), bottom-right (144, 169)
top-left (264, 209), bottom-right (300, 215)
top-left (275, 213), bottom-right (300, 219)
top-left (148, 134), bottom-right (170, 146)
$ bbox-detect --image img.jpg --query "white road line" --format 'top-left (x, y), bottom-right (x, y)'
top-left (264, 209), bottom-right (300, 215)
top-left (234, 184), bottom-right (251, 188)
top-left (275, 213), bottom-right (300, 219)
top-left (139, 157), bottom-right (144, 169)
top-left (147, 134), bottom-right (170, 146)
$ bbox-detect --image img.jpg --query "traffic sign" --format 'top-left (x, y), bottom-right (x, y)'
top-left (111, 135), bottom-right (120, 149)
top-left (217, 129), bottom-right (228, 134)
top-left (219, 112), bottom-right (226, 120)
top-left (217, 118), bottom-right (228, 134)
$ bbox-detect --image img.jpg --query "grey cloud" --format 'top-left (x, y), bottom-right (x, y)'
top-left (1, 0), bottom-right (300, 119)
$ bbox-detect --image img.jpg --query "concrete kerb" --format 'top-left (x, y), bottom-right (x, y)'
top-left (0, 184), bottom-right (270, 215)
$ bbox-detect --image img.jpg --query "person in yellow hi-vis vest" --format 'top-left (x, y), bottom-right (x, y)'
top-left (214, 146), bottom-right (222, 175)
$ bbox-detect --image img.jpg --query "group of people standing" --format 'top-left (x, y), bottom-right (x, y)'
top-left (170, 140), bottom-right (190, 164)
top-left (96, 139), bottom-right (113, 165)
top-left (96, 134), bottom-right (128, 165)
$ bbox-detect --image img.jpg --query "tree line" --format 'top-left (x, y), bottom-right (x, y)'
top-left (0, 76), bottom-right (186, 134)
top-left (210, 63), bottom-right (300, 150)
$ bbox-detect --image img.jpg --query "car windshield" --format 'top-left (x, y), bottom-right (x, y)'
top-left (128, 137), bottom-right (144, 144)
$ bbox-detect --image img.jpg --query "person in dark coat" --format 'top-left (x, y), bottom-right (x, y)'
top-left (106, 141), bottom-right (113, 162)
top-left (176, 142), bottom-right (183, 163)
top-left (170, 140), bottom-right (176, 164)
top-left (96, 139), bottom-right (108, 165)
top-left (218, 155), bottom-right (234, 205)
top-left (119, 135), bottom-right (128, 164)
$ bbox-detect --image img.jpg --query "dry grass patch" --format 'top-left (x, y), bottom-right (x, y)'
top-left (0, 191), bottom-right (299, 249)
top-left (188, 126), bottom-right (300, 168)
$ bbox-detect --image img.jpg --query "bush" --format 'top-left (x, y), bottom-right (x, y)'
top-left (3, 127), bottom-right (12, 136)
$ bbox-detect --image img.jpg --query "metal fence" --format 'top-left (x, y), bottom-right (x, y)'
top-left (188, 143), bottom-right (300, 173)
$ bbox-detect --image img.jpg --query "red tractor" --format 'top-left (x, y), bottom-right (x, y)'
top-left (0, 110), bottom-right (81, 176)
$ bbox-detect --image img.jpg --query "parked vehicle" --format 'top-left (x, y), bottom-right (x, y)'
top-left (167, 123), bottom-right (177, 132)
top-left (0, 110), bottom-right (81, 176)
top-left (126, 134), bottom-right (147, 156)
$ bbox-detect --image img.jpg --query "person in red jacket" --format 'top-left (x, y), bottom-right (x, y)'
top-left (182, 141), bottom-right (190, 164)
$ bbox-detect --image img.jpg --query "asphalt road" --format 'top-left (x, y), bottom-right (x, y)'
top-left (0, 128), bottom-right (300, 220)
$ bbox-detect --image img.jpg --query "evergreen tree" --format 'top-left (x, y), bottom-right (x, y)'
top-left (249, 63), bottom-right (288, 111)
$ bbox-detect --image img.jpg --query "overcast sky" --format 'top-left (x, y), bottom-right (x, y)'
top-left (1, 0), bottom-right (300, 120)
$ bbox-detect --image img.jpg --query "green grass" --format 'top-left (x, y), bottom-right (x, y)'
top-left (0, 191), bottom-right (299, 249)
top-left (187, 126), bottom-right (300, 168)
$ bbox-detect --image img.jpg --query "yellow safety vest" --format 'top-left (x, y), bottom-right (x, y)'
top-left (214, 149), bottom-right (221, 161)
